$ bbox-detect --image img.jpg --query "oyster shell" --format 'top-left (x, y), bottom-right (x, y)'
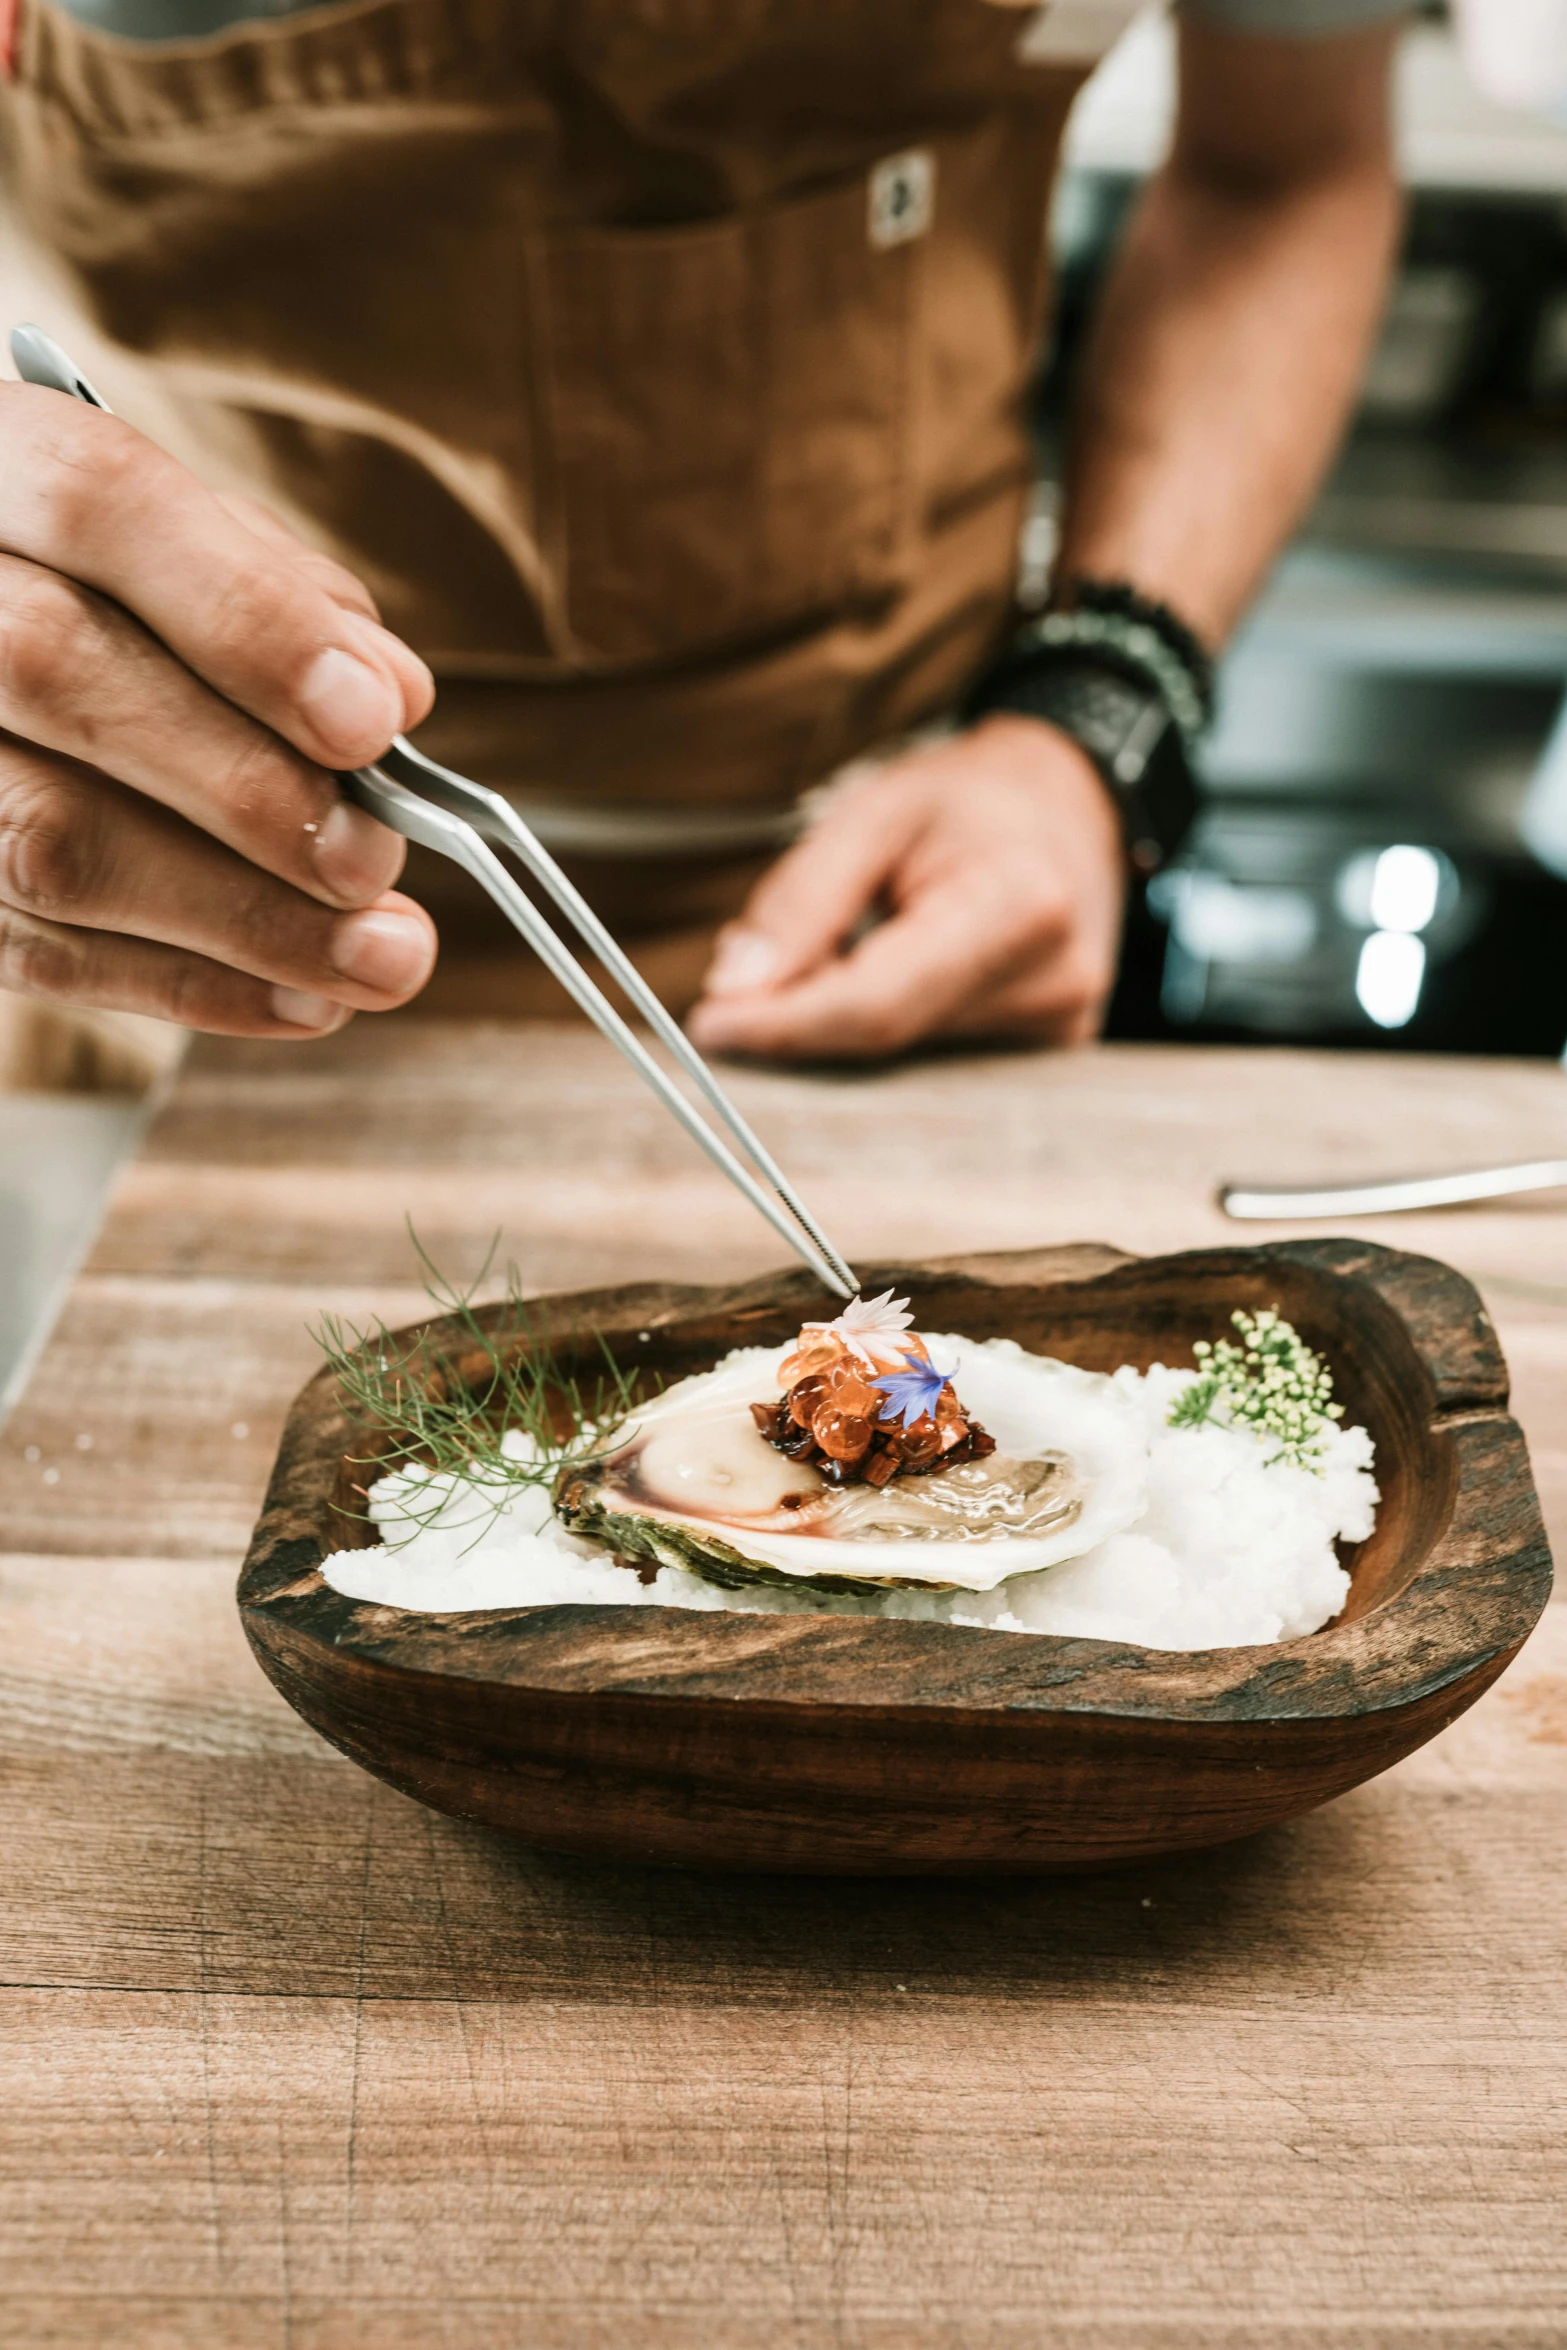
top-left (553, 1338), bottom-right (1150, 1595)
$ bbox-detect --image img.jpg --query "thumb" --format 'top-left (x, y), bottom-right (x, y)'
top-left (699, 770), bottom-right (925, 1000)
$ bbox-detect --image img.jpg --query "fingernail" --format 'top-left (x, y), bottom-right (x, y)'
top-left (339, 607), bottom-right (436, 702)
top-left (270, 987), bottom-right (348, 1032)
top-left (331, 907), bottom-right (434, 996)
top-left (298, 647), bottom-right (401, 761)
top-left (312, 799), bottom-right (404, 902)
top-left (704, 928), bottom-right (781, 997)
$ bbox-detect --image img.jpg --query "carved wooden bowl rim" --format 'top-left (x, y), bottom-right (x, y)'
top-left (239, 1238), bottom-right (1551, 1730)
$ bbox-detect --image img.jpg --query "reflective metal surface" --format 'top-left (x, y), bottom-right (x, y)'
top-left (1221, 1159), bottom-right (1567, 1220)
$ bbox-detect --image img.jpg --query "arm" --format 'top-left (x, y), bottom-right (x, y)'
top-left (690, 14), bottom-right (1401, 1062)
top-left (1056, 11), bottom-right (1401, 642)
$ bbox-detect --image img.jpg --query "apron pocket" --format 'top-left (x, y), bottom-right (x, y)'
top-left (535, 169), bottom-right (915, 666)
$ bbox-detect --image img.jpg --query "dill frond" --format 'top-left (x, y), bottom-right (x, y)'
top-left (313, 1226), bottom-right (640, 1548)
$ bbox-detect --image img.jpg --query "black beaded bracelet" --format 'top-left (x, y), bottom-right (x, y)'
top-left (980, 577), bottom-right (1215, 747)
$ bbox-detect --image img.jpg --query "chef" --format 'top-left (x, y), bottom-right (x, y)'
top-left (0, 0), bottom-right (1404, 1059)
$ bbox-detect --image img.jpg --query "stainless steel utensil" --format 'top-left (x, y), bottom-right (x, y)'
top-left (1220, 1161), bottom-right (1567, 1220)
top-left (10, 322), bottom-right (858, 1301)
top-left (346, 745), bottom-right (856, 1295)
top-left (10, 322), bottom-right (110, 408)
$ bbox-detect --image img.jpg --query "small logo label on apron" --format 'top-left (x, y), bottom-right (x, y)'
top-left (868, 150), bottom-right (936, 250)
top-left (1015, 0), bottom-right (1146, 64)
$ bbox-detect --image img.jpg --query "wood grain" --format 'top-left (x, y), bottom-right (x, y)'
top-left (239, 1240), bottom-right (1550, 1872)
top-left (6, 1023), bottom-right (1567, 2344)
top-left (3, 1554), bottom-right (1566, 2348)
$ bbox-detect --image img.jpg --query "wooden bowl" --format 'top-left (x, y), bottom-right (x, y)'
top-left (239, 1240), bottom-right (1551, 1875)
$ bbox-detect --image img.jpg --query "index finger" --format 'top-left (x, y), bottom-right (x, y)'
top-left (217, 489), bottom-right (385, 624)
top-left (0, 385), bottom-right (433, 768)
top-left (721, 769), bottom-right (924, 986)
top-left (691, 880), bottom-right (1050, 1060)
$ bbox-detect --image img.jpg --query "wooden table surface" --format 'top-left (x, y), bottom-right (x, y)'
top-left (4, 1022), bottom-right (1566, 2350)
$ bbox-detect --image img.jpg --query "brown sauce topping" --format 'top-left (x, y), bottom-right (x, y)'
top-left (749, 1340), bottom-right (997, 1490)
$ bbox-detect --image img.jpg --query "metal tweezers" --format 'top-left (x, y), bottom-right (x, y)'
top-left (344, 741), bottom-right (855, 1296)
top-left (10, 323), bottom-right (857, 1300)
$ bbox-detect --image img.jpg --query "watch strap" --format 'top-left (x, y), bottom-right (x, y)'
top-left (967, 653), bottom-right (1200, 875)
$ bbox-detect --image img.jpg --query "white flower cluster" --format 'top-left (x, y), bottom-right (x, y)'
top-left (1167, 1307), bottom-right (1343, 1472)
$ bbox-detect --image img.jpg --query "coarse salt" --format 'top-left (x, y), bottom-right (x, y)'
top-left (320, 1347), bottom-right (1378, 1654)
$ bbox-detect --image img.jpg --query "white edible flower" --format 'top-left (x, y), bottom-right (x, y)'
top-left (806, 1288), bottom-right (918, 1369)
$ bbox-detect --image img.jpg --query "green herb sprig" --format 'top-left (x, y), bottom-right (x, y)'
top-left (314, 1228), bottom-right (639, 1548)
top-left (1166, 1306), bottom-right (1342, 1471)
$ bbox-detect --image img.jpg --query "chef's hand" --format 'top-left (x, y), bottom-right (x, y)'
top-left (0, 384), bottom-right (438, 1037)
top-left (687, 715), bottom-right (1127, 1060)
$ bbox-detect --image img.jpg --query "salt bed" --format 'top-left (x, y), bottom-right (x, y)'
top-left (320, 1338), bottom-right (1380, 1653)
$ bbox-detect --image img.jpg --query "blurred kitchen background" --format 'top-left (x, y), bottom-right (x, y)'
top-left (1068, 3), bottom-right (1567, 1052)
top-left (4, 0), bottom-right (1567, 1399)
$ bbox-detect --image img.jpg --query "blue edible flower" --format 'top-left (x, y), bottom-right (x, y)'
top-left (871, 1356), bottom-right (951, 1430)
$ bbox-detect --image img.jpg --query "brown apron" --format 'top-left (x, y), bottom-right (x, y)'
top-left (0, 0), bottom-right (1133, 1013)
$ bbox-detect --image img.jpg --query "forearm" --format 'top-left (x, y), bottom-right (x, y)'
top-left (1053, 19), bottom-right (1401, 649)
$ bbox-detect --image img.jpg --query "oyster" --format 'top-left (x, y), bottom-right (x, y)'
top-left (553, 1336), bottom-right (1150, 1595)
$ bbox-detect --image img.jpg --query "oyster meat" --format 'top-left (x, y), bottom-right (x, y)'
top-left (553, 1336), bottom-right (1149, 1594)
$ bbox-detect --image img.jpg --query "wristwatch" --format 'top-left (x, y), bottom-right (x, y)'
top-left (963, 582), bottom-right (1210, 875)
